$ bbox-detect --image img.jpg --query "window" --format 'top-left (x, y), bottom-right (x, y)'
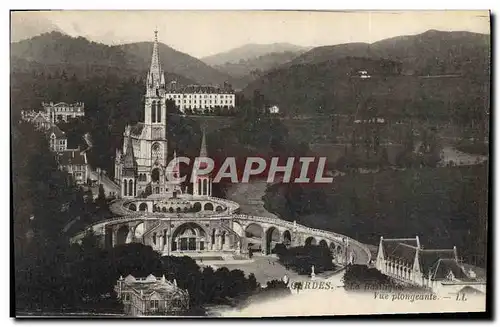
top-left (150, 300), bottom-right (159, 310)
top-left (124, 293), bottom-right (130, 301)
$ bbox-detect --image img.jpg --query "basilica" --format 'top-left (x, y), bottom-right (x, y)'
top-left (114, 31), bottom-right (210, 200)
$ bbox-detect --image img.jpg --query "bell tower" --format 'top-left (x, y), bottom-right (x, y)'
top-left (144, 29), bottom-right (167, 138)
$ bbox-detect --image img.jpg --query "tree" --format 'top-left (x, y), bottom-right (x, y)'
top-left (96, 183), bottom-right (107, 209)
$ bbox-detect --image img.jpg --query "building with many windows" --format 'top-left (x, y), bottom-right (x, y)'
top-left (20, 110), bottom-right (52, 130)
top-left (165, 82), bottom-right (235, 113)
top-left (42, 101), bottom-right (85, 123)
top-left (45, 125), bottom-right (68, 152)
top-left (115, 274), bottom-right (190, 316)
top-left (56, 148), bottom-right (90, 185)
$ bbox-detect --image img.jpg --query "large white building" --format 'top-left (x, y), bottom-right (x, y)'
top-left (42, 101), bottom-right (85, 123)
top-left (165, 82), bottom-right (235, 113)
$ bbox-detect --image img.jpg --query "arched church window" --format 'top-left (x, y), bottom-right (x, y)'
top-left (152, 143), bottom-right (161, 160)
top-left (157, 102), bottom-right (162, 123)
top-left (128, 180), bottom-right (133, 196)
top-left (151, 101), bottom-right (157, 123)
top-left (124, 180), bottom-right (127, 196)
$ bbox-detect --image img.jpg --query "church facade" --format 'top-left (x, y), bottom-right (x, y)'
top-left (114, 31), bottom-right (192, 199)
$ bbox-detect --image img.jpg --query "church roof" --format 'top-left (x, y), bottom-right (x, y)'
top-left (129, 123), bottom-right (145, 137)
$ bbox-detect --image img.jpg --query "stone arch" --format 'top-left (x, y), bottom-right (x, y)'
top-left (169, 207), bottom-right (174, 213)
top-left (305, 236), bottom-right (317, 246)
top-left (162, 207), bottom-right (167, 213)
top-left (129, 203), bottom-right (137, 211)
top-left (116, 225), bottom-right (129, 245)
top-left (336, 245), bottom-right (342, 255)
top-left (139, 203), bottom-right (148, 212)
top-left (176, 207), bottom-right (181, 213)
top-left (282, 230), bottom-right (292, 246)
top-left (171, 222), bottom-right (207, 252)
top-left (319, 239), bottom-right (328, 248)
top-left (266, 227), bottom-right (281, 254)
top-left (193, 202), bottom-right (202, 212)
top-left (215, 205), bottom-right (223, 212)
top-left (329, 242), bottom-right (337, 254)
top-left (232, 221), bottom-right (245, 237)
top-left (245, 223), bottom-right (263, 253)
top-left (204, 202), bottom-right (214, 211)
top-left (245, 223), bottom-right (263, 238)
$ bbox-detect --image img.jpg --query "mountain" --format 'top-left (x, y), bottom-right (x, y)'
top-left (212, 51), bottom-right (307, 89)
top-left (243, 30), bottom-right (490, 118)
top-left (119, 42), bottom-right (233, 86)
top-left (10, 31), bottom-right (232, 86)
top-left (285, 30), bottom-right (490, 75)
top-left (202, 43), bottom-right (310, 66)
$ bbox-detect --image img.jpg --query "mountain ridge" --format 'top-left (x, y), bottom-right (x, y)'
top-left (10, 31), bottom-right (234, 86)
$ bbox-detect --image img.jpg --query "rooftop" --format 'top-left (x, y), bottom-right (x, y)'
top-left (57, 149), bottom-right (87, 166)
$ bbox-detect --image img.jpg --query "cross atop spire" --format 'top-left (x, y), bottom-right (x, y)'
top-left (154, 27), bottom-right (158, 43)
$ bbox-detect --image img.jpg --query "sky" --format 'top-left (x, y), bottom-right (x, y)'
top-left (11, 10), bottom-right (490, 58)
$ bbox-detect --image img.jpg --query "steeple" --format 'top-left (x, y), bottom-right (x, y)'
top-left (148, 29), bottom-right (165, 90)
top-left (123, 134), bottom-right (136, 171)
top-left (199, 128), bottom-right (207, 158)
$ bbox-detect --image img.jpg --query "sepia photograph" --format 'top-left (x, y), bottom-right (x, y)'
top-left (10, 9), bottom-right (490, 318)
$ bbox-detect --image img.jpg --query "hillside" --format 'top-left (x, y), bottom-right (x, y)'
top-left (243, 30), bottom-right (490, 118)
top-left (10, 31), bottom-right (232, 86)
top-left (202, 43), bottom-right (309, 66)
top-left (213, 51), bottom-right (306, 88)
top-left (119, 42), bottom-right (233, 86)
top-left (286, 30), bottom-right (490, 76)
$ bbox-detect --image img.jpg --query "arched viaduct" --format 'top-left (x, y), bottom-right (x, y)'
top-left (71, 197), bottom-right (371, 265)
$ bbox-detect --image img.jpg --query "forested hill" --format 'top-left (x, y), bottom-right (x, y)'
top-left (243, 30), bottom-right (490, 117)
top-left (10, 31), bottom-right (233, 86)
top-left (286, 30), bottom-right (490, 76)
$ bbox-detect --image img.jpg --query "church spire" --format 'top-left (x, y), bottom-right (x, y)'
top-left (199, 128), bottom-right (207, 158)
top-left (123, 134), bottom-right (136, 170)
top-left (148, 29), bottom-right (164, 89)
